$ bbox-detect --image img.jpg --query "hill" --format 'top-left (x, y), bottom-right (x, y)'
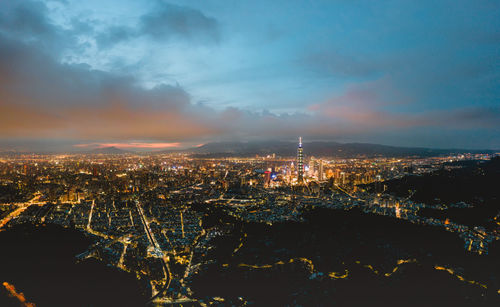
top-left (376, 157), bottom-right (500, 228)
top-left (86, 146), bottom-right (130, 154)
top-left (182, 141), bottom-right (496, 158)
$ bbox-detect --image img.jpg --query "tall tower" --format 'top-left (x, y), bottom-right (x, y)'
top-left (318, 159), bottom-right (324, 181)
top-left (297, 137), bottom-right (304, 183)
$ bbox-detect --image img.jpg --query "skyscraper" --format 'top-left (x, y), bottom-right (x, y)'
top-left (309, 156), bottom-right (315, 177)
top-left (318, 159), bottom-right (324, 181)
top-left (297, 137), bottom-right (304, 183)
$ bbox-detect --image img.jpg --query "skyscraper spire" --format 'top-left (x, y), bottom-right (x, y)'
top-left (297, 137), bottom-right (304, 183)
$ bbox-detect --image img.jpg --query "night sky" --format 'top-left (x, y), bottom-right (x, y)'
top-left (0, 0), bottom-right (499, 151)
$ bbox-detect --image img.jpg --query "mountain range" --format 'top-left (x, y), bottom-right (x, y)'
top-left (179, 141), bottom-right (497, 158)
top-left (86, 146), bottom-right (131, 155)
top-left (1, 142), bottom-right (495, 157)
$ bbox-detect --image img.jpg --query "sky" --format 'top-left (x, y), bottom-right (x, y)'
top-left (0, 0), bottom-right (499, 151)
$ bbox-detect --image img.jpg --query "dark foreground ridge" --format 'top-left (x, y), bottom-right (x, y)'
top-left (381, 157), bottom-right (500, 229)
top-left (189, 204), bottom-right (500, 306)
top-left (0, 224), bottom-right (145, 307)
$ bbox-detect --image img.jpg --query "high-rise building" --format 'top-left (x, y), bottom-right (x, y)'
top-left (318, 159), bottom-right (324, 181)
top-left (264, 169), bottom-right (272, 187)
top-left (309, 157), bottom-right (315, 177)
top-left (297, 137), bottom-right (304, 183)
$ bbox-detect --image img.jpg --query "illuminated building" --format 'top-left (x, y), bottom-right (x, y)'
top-left (318, 159), bottom-right (324, 181)
top-left (297, 137), bottom-right (304, 183)
top-left (395, 203), bottom-right (401, 218)
top-left (309, 157), bottom-right (315, 177)
top-left (264, 169), bottom-right (272, 187)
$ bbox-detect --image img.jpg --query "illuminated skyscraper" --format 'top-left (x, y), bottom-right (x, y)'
top-left (318, 159), bottom-right (324, 181)
top-left (297, 137), bottom-right (304, 183)
top-left (309, 157), bottom-right (315, 177)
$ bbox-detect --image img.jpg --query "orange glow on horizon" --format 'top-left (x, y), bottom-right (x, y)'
top-left (74, 142), bottom-right (182, 149)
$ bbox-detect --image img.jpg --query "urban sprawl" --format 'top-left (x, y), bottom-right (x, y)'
top-left (0, 139), bottom-right (498, 304)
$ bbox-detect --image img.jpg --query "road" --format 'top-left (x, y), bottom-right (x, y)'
top-left (134, 200), bottom-right (171, 303)
top-left (0, 194), bottom-right (45, 230)
top-left (334, 184), bottom-right (360, 200)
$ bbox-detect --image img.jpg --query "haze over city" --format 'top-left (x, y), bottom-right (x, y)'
top-left (0, 0), bottom-right (499, 152)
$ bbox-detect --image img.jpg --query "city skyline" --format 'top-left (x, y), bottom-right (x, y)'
top-left (1, 0), bottom-right (499, 151)
top-left (1, 146), bottom-right (498, 305)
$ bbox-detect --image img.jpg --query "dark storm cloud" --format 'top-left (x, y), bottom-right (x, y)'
top-left (0, 32), bottom-right (216, 140)
top-left (0, 1), bottom-right (218, 142)
top-left (0, 0), bottom-right (94, 56)
top-left (96, 1), bottom-right (220, 48)
top-left (0, 33), bottom-right (187, 110)
top-left (0, 1), bottom-right (55, 39)
top-left (0, 0), bottom-right (64, 54)
top-left (140, 2), bottom-right (220, 43)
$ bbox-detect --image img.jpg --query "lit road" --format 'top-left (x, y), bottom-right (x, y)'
top-left (86, 200), bottom-right (95, 230)
top-left (0, 194), bottom-right (45, 230)
top-left (134, 200), bottom-right (171, 303)
top-left (334, 184), bottom-right (359, 200)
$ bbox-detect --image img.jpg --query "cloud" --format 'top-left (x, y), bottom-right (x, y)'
top-left (425, 107), bottom-right (500, 130)
top-left (0, 1), bottom-right (56, 42)
top-left (140, 2), bottom-right (220, 43)
top-left (0, 0), bottom-right (499, 150)
top-left (309, 86), bottom-right (500, 131)
top-left (95, 1), bottom-right (220, 48)
top-left (96, 25), bottom-right (136, 49)
top-left (0, 0), bottom-right (93, 57)
top-left (0, 27), bottom-right (498, 148)
top-left (0, 32), bottom-right (219, 141)
top-left (0, 15), bottom-right (189, 111)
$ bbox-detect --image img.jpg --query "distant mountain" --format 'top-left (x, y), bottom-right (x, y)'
top-left (87, 146), bottom-right (130, 154)
top-left (182, 141), bottom-right (496, 158)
